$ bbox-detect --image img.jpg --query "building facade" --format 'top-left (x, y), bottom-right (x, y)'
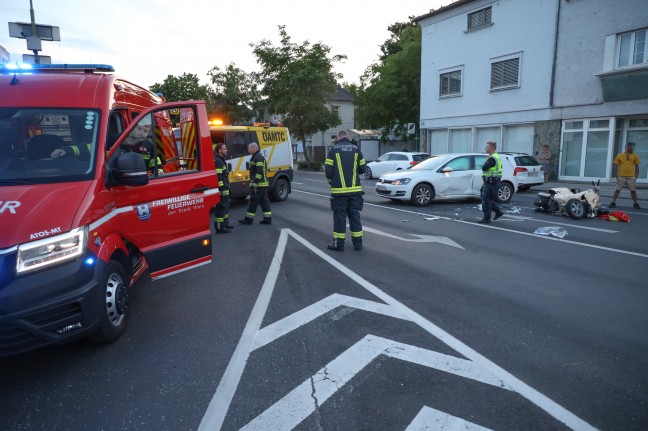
top-left (415, 0), bottom-right (648, 182)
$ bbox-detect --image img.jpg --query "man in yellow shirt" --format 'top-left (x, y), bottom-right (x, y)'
top-left (610, 142), bottom-right (640, 209)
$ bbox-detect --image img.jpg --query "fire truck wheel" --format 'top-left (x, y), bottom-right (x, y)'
top-left (270, 177), bottom-right (290, 202)
top-left (88, 260), bottom-right (129, 343)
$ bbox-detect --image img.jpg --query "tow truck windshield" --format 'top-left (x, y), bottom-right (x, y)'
top-left (0, 108), bottom-right (98, 183)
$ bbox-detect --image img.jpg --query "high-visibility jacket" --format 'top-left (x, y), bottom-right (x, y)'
top-left (250, 150), bottom-right (268, 187)
top-left (215, 154), bottom-right (230, 193)
top-left (325, 138), bottom-right (366, 196)
top-left (482, 152), bottom-right (502, 178)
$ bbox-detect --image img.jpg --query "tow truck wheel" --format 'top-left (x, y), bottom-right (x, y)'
top-left (270, 177), bottom-right (290, 202)
top-left (88, 260), bottom-right (129, 343)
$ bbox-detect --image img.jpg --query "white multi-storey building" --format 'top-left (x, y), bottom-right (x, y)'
top-left (415, 0), bottom-right (648, 182)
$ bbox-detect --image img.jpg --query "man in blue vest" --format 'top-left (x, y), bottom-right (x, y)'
top-left (325, 130), bottom-right (367, 251)
top-left (479, 140), bottom-right (505, 224)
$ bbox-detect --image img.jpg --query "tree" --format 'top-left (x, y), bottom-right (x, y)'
top-left (149, 73), bottom-right (213, 104)
top-left (251, 26), bottom-right (346, 163)
top-left (354, 21), bottom-right (421, 143)
top-left (207, 63), bottom-right (259, 125)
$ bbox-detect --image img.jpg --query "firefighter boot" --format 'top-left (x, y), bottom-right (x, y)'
top-left (239, 217), bottom-right (253, 225)
top-left (260, 218), bottom-right (272, 225)
top-left (215, 221), bottom-right (231, 234)
top-left (327, 239), bottom-right (344, 252)
top-left (352, 239), bottom-right (362, 251)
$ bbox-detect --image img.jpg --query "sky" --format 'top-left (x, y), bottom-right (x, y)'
top-left (1, 0), bottom-right (448, 89)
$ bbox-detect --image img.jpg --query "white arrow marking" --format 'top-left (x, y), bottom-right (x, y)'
top-left (363, 225), bottom-right (464, 249)
top-left (252, 293), bottom-right (408, 350)
top-left (241, 335), bottom-right (510, 431)
top-left (405, 406), bottom-right (494, 431)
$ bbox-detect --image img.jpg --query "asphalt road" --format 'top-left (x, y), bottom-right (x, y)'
top-left (1, 170), bottom-right (647, 431)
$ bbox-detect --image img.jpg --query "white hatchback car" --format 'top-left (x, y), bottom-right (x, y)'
top-left (364, 151), bottom-right (430, 179)
top-left (500, 152), bottom-right (545, 191)
top-left (375, 153), bottom-right (518, 206)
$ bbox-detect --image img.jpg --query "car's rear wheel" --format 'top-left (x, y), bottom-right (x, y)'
top-left (496, 182), bottom-right (514, 203)
top-left (270, 177), bottom-right (289, 202)
top-left (566, 198), bottom-right (585, 219)
top-left (411, 184), bottom-right (433, 206)
top-left (364, 167), bottom-right (373, 179)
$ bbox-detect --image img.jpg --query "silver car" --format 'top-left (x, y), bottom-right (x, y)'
top-left (375, 153), bottom-right (518, 206)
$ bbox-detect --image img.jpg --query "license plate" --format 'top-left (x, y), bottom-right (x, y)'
top-left (528, 172), bottom-right (540, 177)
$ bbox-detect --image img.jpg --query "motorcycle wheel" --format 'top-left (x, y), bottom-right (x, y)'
top-left (566, 198), bottom-right (585, 219)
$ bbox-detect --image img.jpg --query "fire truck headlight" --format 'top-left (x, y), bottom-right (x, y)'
top-left (16, 227), bottom-right (88, 274)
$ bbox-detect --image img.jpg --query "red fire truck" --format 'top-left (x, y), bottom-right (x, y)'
top-left (0, 64), bottom-right (220, 356)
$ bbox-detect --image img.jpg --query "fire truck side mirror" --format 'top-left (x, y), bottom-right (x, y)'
top-left (110, 152), bottom-right (149, 187)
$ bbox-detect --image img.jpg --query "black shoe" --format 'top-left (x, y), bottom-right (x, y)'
top-left (353, 243), bottom-right (363, 251)
top-left (239, 218), bottom-right (253, 225)
top-left (634, 203), bottom-right (641, 209)
top-left (225, 224), bottom-right (235, 230)
top-left (493, 211), bottom-right (504, 221)
top-left (216, 228), bottom-right (231, 234)
top-left (260, 219), bottom-right (272, 225)
top-left (609, 202), bottom-right (616, 208)
top-left (477, 218), bottom-right (491, 224)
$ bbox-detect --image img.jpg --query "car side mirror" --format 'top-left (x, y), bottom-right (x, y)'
top-left (112, 152), bottom-right (149, 187)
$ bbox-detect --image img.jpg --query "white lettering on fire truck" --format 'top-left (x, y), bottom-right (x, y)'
top-left (30, 227), bottom-right (63, 240)
top-left (151, 195), bottom-right (205, 210)
top-left (0, 200), bottom-right (21, 214)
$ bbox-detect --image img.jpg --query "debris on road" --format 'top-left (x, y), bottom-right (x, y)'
top-left (534, 226), bottom-right (567, 238)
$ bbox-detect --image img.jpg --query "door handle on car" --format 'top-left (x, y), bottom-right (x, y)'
top-left (190, 186), bottom-right (209, 193)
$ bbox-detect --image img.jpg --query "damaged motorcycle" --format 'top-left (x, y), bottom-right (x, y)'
top-left (534, 180), bottom-right (601, 219)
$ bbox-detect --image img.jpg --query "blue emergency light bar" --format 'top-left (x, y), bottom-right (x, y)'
top-left (0, 63), bottom-right (115, 73)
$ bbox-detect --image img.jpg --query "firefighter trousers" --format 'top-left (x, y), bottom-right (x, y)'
top-left (331, 194), bottom-right (363, 245)
top-left (246, 187), bottom-right (272, 220)
top-left (214, 192), bottom-right (230, 226)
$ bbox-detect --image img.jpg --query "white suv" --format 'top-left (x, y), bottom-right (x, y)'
top-left (500, 153), bottom-right (545, 191)
top-left (364, 151), bottom-right (430, 179)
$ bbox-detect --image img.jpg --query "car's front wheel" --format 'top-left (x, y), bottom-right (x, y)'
top-left (496, 182), bottom-right (514, 204)
top-left (364, 167), bottom-right (373, 179)
top-left (411, 183), bottom-right (434, 206)
top-left (88, 260), bottom-right (129, 343)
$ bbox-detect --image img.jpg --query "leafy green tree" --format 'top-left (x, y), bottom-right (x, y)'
top-left (251, 25), bottom-right (346, 163)
top-left (149, 73), bottom-right (213, 104)
top-left (354, 21), bottom-right (421, 143)
top-left (208, 63), bottom-right (259, 125)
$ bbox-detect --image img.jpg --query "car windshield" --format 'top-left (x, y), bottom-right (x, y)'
top-left (410, 155), bottom-right (445, 170)
top-left (515, 156), bottom-right (541, 166)
top-left (0, 108), bottom-right (98, 184)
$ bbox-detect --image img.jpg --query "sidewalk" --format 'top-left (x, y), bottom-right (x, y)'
top-left (534, 180), bottom-right (648, 208)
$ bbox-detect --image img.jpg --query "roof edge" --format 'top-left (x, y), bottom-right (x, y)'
top-left (413, 0), bottom-right (479, 23)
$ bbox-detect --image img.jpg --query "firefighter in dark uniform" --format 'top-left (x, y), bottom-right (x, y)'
top-left (479, 140), bottom-right (505, 224)
top-left (325, 130), bottom-right (366, 251)
top-left (214, 142), bottom-right (234, 233)
top-left (239, 142), bottom-right (272, 225)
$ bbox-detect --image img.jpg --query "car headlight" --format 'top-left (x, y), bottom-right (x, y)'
top-left (16, 226), bottom-right (88, 274)
top-left (391, 178), bottom-right (411, 185)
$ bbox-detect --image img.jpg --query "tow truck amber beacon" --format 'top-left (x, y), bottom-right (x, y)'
top-left (0, 63), bottom-right (221, 357)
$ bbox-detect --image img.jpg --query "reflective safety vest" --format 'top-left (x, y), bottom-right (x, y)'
top-left (483, 152), bottom-right (502, 178)
top-left (324, 138), bottom-right (366, 196)
top-left (250, 150), bottom-right (268, 187)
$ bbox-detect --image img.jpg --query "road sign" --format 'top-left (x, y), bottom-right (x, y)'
top-left (8, 22), bottom-right (61, 41)
top-left (22, 54), bottom-right (51, 64)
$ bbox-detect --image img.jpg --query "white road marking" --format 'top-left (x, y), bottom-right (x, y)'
top-left (505, 215), bottom-right (619, 233)
top-left (200, 229), bottom-right (599, 431)
top-left (405, 406), bottom-right (494, 431)
top-left (292, 189), bottom-right (648, 258)
top-left (241, 335), bottom-right (510, 431)
top-left (291, 181), bottom-right (304, 185)
top-left (362, 225), bottom-right (464, 249)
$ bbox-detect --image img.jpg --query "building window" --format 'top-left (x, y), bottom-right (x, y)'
top-left (618, 29), bottom-right (647, 68)
top-left (560, 119), bottom-right (611, 179)
top-left (490, 56), bottom-right (520, 90)
top-left (439, 67), bottom-right (462, 97)
top-left (467, 7), bottom-right (491, 30)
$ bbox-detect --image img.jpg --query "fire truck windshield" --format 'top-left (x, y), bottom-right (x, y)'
top-left (0, 108), bottom-right (99, 184)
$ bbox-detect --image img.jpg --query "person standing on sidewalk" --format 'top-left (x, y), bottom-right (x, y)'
top-left (478, 141), bottom-right (505, 224)
top-left (214, 143), bottom-right (234, 233)
top-left (324, 130), bottom-right (367, 251)
top-left (239, 142), bottom-right (272, 225)
top-left (610, 142), bottom-right (641, 209)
